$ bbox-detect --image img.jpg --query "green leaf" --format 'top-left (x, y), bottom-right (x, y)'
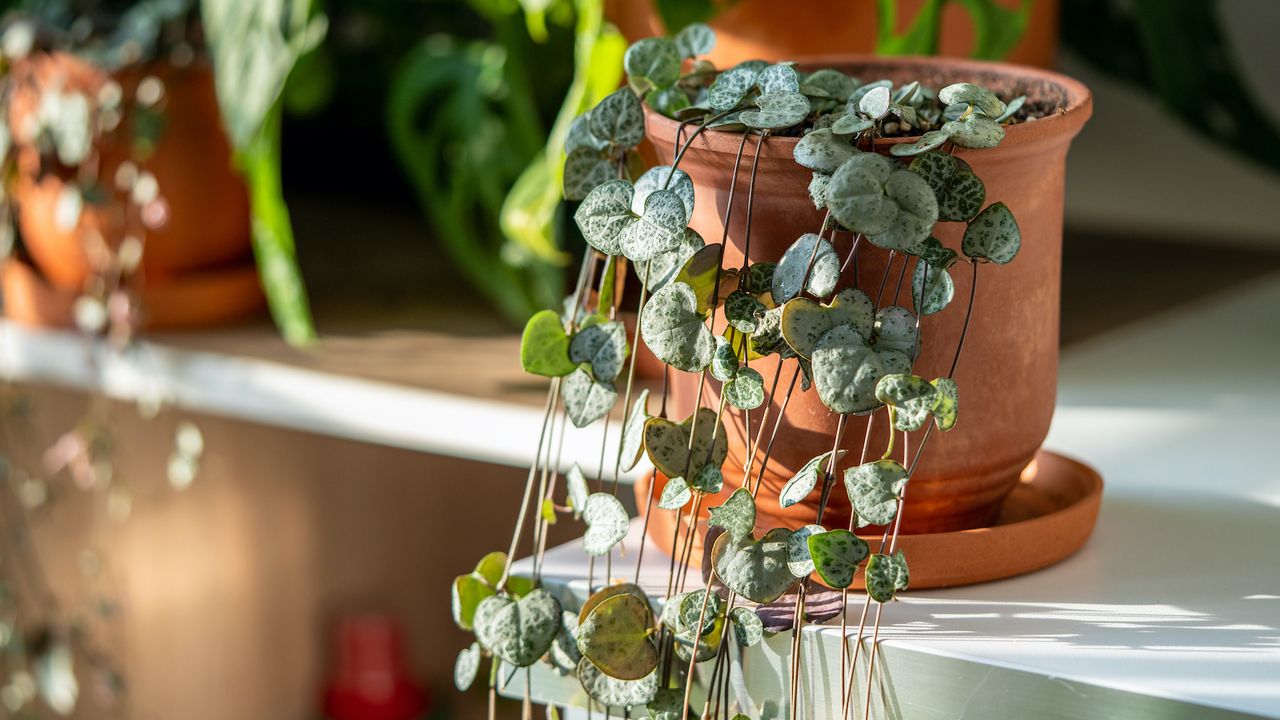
top-left (730, 606), bottom-right (764, 647)
top-left (645, 687), bottom-right (688, 720)
top-left (858, 85), bottom-right (891, 119)
top-left (621, 189), bottom-right (689, 263)
top-left (832, 114), bottom-right (874, 136)
top-left (889, 130), bottom-right (951, 157)
top-left (570, 320), bottom-right (628, 382)
top-left (800, 69), bottom-right (857, 102)
top-left (962, 202), bottom-right (1020, 264)
top-left (779, 451), bottom-right (847, 508)
top-left (674, 23), bottom-right (716, 59)
top-left (713, 527), bottom-right (798, 604)
top-left (541, 498), bottom-right (558, 525)
top-left (454, 643), bottom-right (481, 691)
top-left (566, 463), bottom-right (589, 518)
top-left (942, 115), bottom-right (1005, 149)
top-left (564, 368), bottom-right (618, 428)
top-left (772, 233), bottom-right (839, 303)
top-left (583, 493), bottom-right (630, 556)
top-left (643, 228), bottom-right (705, 294)
top-left (574, 179), bottom-right (635, 256)
top-left (808, 529), bottom-right (870, 588)
top-left (452, 574), bottom-right (495, 631)
top-left (619, 389), bottom-right (651, 473)
top-left (874, 306), bottom-right (919, 358)
top-left (757, 64), bottom-right (800, 94)
top-left (690, 462), bottom-right (724, 494)
top-left (520, 310), bottom-right (576, 377)
top-left (724, 367), bottom-right (765, 410)
top-left (793, 129), bottom-right (857, 173)
top-left (578, 592), bottom-right (658, 680)
top-left (808, 172), bottom-right (831, 209)
top-left (673, 615), bottom-right (723, 663)
top-left (658, 476), bottom-right (692, 510)
top-left (938, 82), bottom-right (1006, 118)
top-left (679, 590), bottom-right (724, 636)
top-left (955, 0), bottom-right (1032, 60)
top-left (780, 289), bottom-right (875, 358)
top-left (642, 408), bottom-right (728, 481)
top-left (564, 148), bottom-right (615, 201)
top-left (912, 258), bottom-right (954, 315)
top-left (710, 336), bottom-right (739, 382)
top-left (913, 153), bottom-right (986, 223)
top-left (725, 290), bottom-right (766, 333)
top-left (473, 551), bottom-right (507, 586)
top-left (549, 610), bottom-right (581, 674)
top-left (868, 170), bottom-right (938, 253)
top-left (706, 487), bottom-right (755, 543)
top-left (625, 37), bottom-right (681, 90)
top-left (865, 551), bottom-right (909, 602)
top-left (844, 459), bottom-right (908, 527)
top-left (708, 65), bottom-right (758, 112)
top-left (740, 91), bottom-right (811, 129)
top-left (632, 166), bottom-right (695, 225)
top-left (580, 584), bottom-right (648, 624)
top-left (876, 373), bottom-right (937, 431)
top-left (473, 589), bottom-right (562, 667)
top-left (743, 262), bottom-right (776, 295)
top-left (672, 243), bottom-right (726, 314)
top-left (812, 325), bottom-right (910, 415)
top-left (646, 85), bottom-right (692, 119)
top-left (931, 377), bottom-right (959, 431)
top-left (567, 112), bottom-right (608, 154)
top-left (826, 153), bottom-right (897, 234)
top-left (578, 659), bottom-right (658, 708)
top-left (640, 282), bottom-right (715, 372)
top-left (785, 524), bottom-right (826, 577)
top-left (590, 87), bottom-right (645, 148)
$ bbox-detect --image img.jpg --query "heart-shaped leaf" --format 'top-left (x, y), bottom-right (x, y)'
top-left (713, 527), bottom-right (798, 604)
top-left (724, 366), bottom-right (765, 410)
top-left (647, 85), bottom-right (691, 118)
top-left (690, 462), bottom-right (724, 493)
top-left (826, 153), bottom-right (896, 234)
top-left (858, 85), bottom-right (891, 119)
top-left (706, 487), bottom-right (755, 543)
top-left (643, 228), bottom-right (705, 294)
top-left (454, 643), bottom-right (481, 691)
top-left (570, 320), bottom-right (628, 382)
top-left (931, 377), bottom-right (959, 431)
top-left (808, 529), bottom-right (870, 588)
top-left (847, 79), bottom-right (892, 111)
top-left (674, 22), bottom-right (715, 59)
top-left (725, 290), bottom-right (766, 333)
top-left (646, 687), bottom-right (689, 720)
top-left (865, 551), bottom-right (909, 602)
top-left (580, 584), bottom-right (648, 624)
top-left (875, 373), bottom-right (937, 431)
top-left (632, 166), bottom-right (694, 225)
top-left (832, 114), bottom-right (874, 136)
top-left (844, 459), bottom-right (909, 527)
top-left (912, 256), bottom-right (954, 315)
top-left (780, 288), bottom-right (875, 358)
top-left (673, 614), bottom-right (724, 663)
top-left (549, 610), bottom-right (581, 674)
top-left (566, 463), bottom-right (589, 518)
top-left (874, 306), bottom-right (919, 358)
top-left (800, 69), bottom-right (856, 101)
top-left (520, 310), bottom-right (576, 377)
top-left (785, 524), bottom-right (826, 577)
top-left (621, 189), bottom-right (688, 262)
top-left (793, 128), bottom-right (856, 173)
top-left (962, 202), bottom-right (1020, 264)
top-left (939, 83), bottom-right (1005, 118)
top-left (472, 551), bottom-right (507, 586)
top-left (811, 325), bottom-right (910, 415)
top-left (758, 64), bottom-right (800, 94)
top-left (624, 37), bottom-right (680, 90)
top-left (578, 592), bottom-right (657, 680)
top-left (564, 368), bottom-right (618, 428)
top-left (942, 114), bottom-right (1005, 149)
top-left (710, 335), bottom-right (739, 382)
top-left (730, 606), bottom-right (764, 647)
top-left (590, 87), bottom-right (645, 148)
top-left (574, 180), bottom-right (635, 256)
top-left (908, 152), bottom-right (985, 222)
top-left (619, 389), bottom-right (651, 473)
top-left (740, 91), bottom-right (810, 129)
top-left (674, 243), bottom-right (734, 314)
top-left (567, 113), bottom-right (608, 154)
top-left (474, 589), bottom-right (562, 667)
top-left (889, 129), bottom-right (951, 157)
top-left (642, 408), bottom-right (728, 481)
top-left (743, 262), bottom-right (776, 295)
top-left (779, 450), bottom-right (847, 508)
top-left (678, 589), bottom-right (724, 636)
top-left (868, 169), bottom-right (938, 252)
top-left (772, 233), bottom-right (839, 303)
top-left (658, 476), bottom-right (692, 510)
top-left (578, 658), bottom-right (659, 708)
top-left (564, 148), bottom-right (615, 201)
top-left (583, 493), bottom-right (629, 556)
top-left (452, 574), bottom-right (495, 630)
top-left (640, 282), bottom-right (714, 372)
top-left (708, 65), bottom-right (758, 111)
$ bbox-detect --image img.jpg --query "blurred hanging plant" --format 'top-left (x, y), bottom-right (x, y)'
top-left (200, 0), bottom-right (327, 345)
top-left (389, 0), bottom-right (624, 323)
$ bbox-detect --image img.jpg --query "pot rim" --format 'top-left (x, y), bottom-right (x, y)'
top-left (644, 54), bottom-right (1092, 160)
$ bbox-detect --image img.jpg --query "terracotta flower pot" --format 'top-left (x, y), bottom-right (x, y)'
top-left (607, 0), bottom-right (1060, 69)
top-left (7, 52), bottom-right (252, 293)
top-left (636, 57), bottom-right (1091, 559)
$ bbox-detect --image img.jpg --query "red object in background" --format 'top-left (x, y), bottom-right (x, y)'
top-left (323, 614), bottom-right (428, 720)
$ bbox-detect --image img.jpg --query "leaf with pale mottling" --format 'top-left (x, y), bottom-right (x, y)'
top-left (620, 189), bottom-right (688, 262)
top-left (740, 91), bottom-right (810, 129)
top-left (706, 487), bottom-right (755, 543)
top-left (473, 589), bottom-right (562, 667)
top-left (640, 282), bottom-right (714, 372)
top-left (793, 128), bottom-right (856, 173)
top-left (574, 180), bottom-right (635, 256)
top-left (578, 658), bottom-right (658, 708)
top-left (808, 529), bottom-right (869, 588)
top-left (713, 527), bottom-right (797, 604)
top-left (590, 88), bottom-right (645, 148)
top-left (772, 233), bottom-right (839, 303)
top-left (931, 377), bottom-right (958, 431)
top-left (962, 202), bottom-right (1020, 264)
top-left (780, 288), bottom-right (875, 358)
top-left (844, 459), bottom-right (908, 527)
top-left (563, 368), bottom-right (617, 428)
top-left (778, 450), bottom-right (846, 508)
top-left (785, 524), bottom-right (825, 577)
top-left (658, 476), bottom-right (692, 510)
top-left (724, 366), bottom-right (765, 410)
top-left (582, 493), bottom-right (629, 556)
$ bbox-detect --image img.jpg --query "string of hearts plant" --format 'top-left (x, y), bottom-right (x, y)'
top-left (450, 24), bottom-right (1027, 720)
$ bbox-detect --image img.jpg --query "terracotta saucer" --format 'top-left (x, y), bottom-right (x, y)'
top-left (2, 256), bottom-right (265, 331)
top-left (636, 450), bottom-right (1103, 590)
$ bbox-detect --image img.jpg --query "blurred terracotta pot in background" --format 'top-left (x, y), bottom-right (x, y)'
top-left (635, 56), bottom-right (1091, 562)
